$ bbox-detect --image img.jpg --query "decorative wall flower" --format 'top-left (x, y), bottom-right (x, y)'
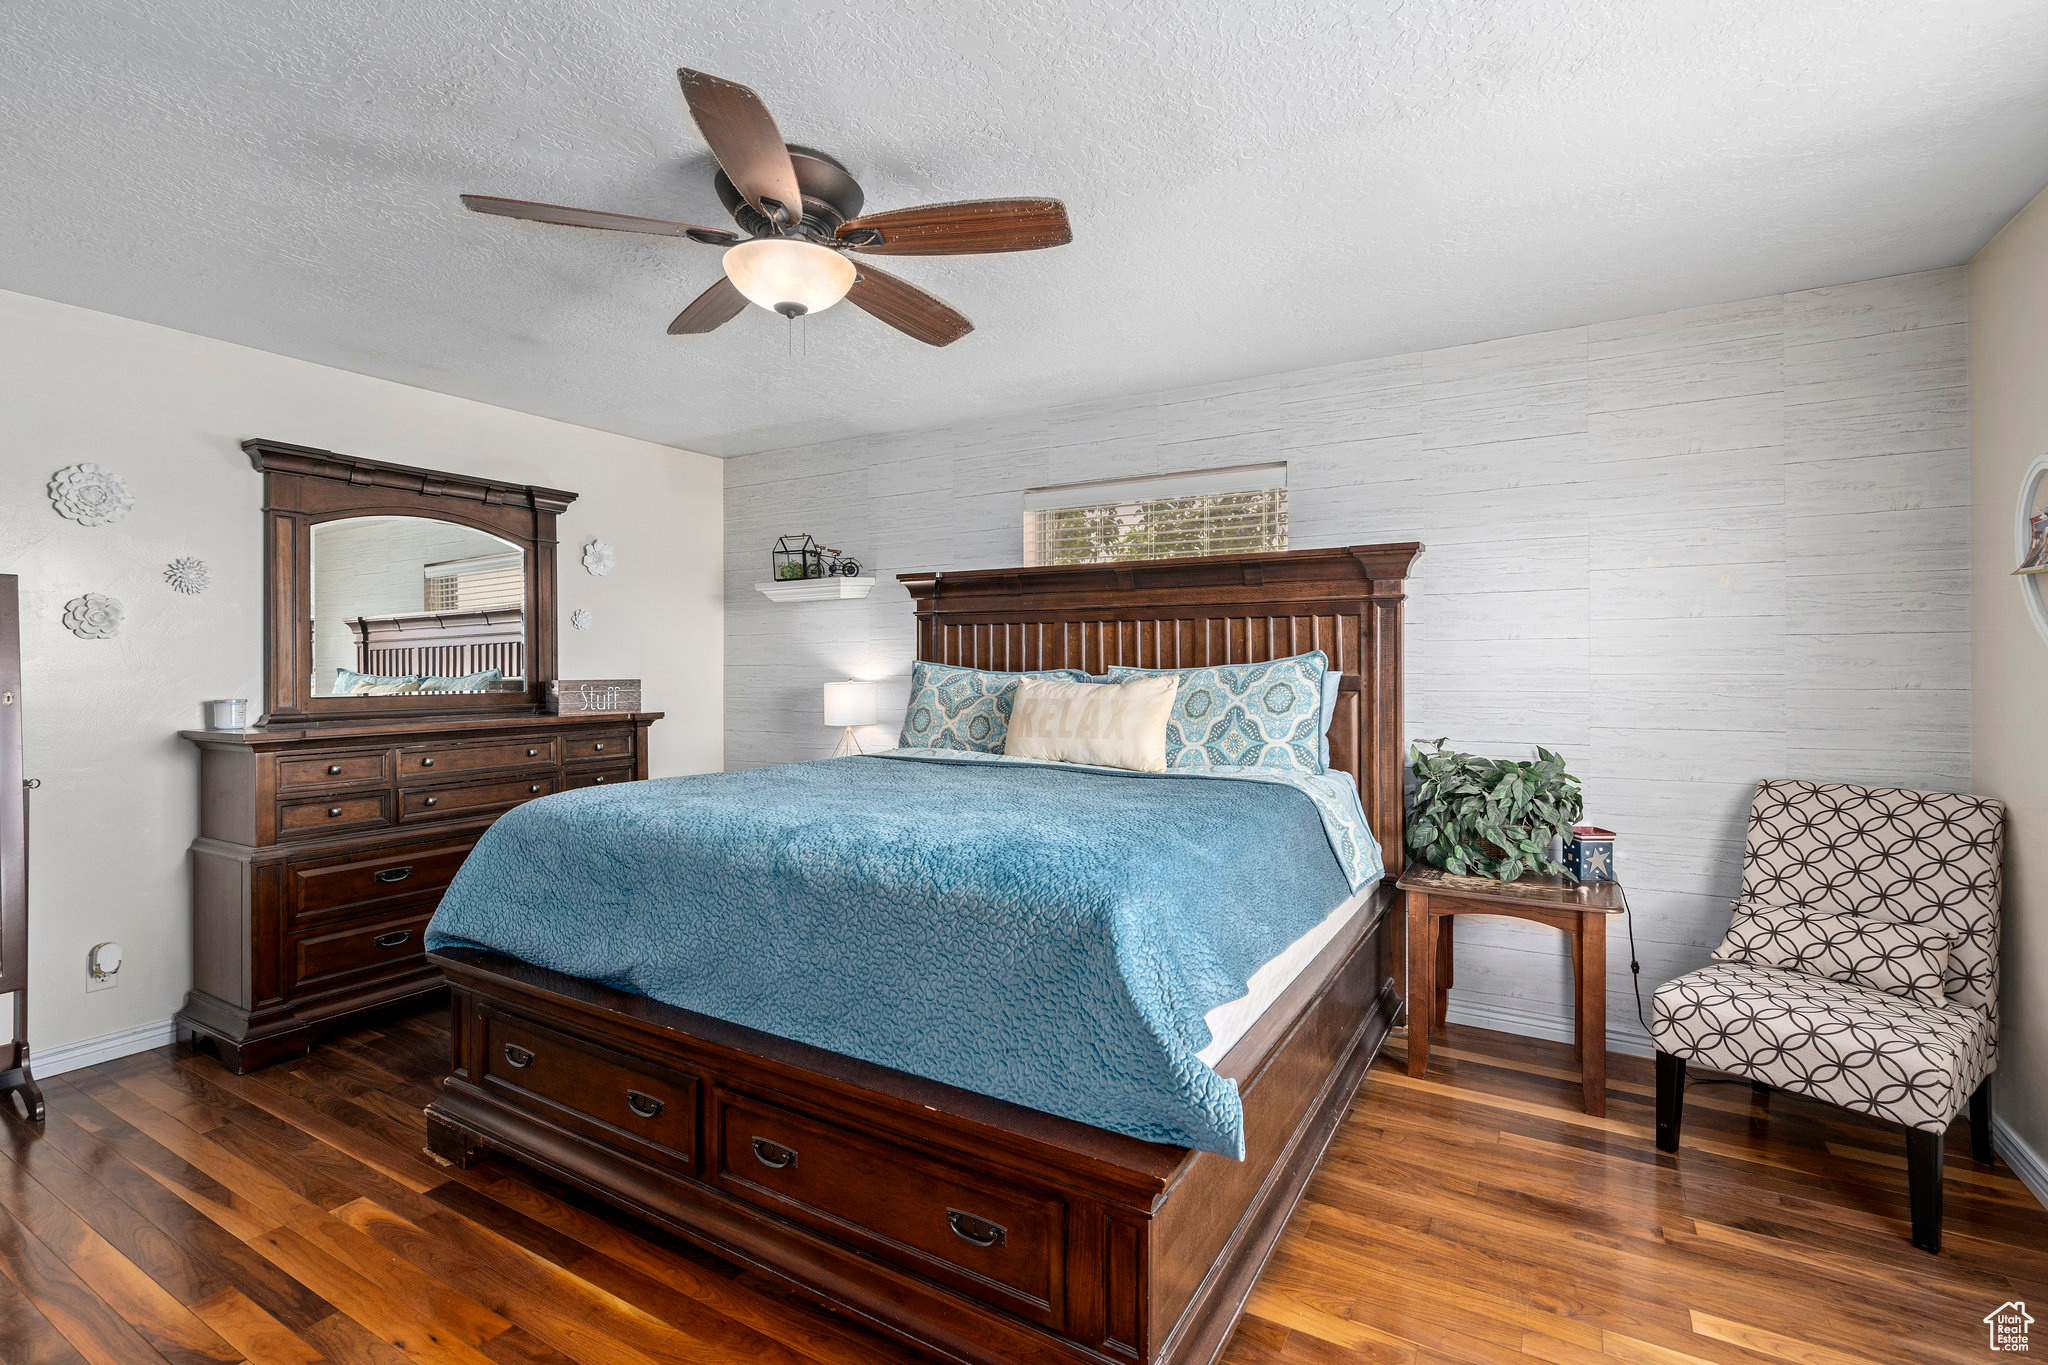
top-left (570, 608), bottom-right (594, 631)
top-left (164, 557), bottom-right (211, 595)
top-left (48, 464), bottom-right (134, 526)
top-left (62, 593), bottom-right (124, 639)
top-left (581, 539), bottom-right (615, 576)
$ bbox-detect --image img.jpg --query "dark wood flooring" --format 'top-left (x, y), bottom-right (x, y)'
top-left (0, 1009), bottom-right (2041, 1365)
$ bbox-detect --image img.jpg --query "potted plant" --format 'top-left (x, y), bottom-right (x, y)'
top-left (1406, 739), bottom-right (1585, 881)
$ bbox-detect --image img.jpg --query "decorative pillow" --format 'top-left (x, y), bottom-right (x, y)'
top-left (1004, 675), bottom-right (1178, 773)
top-left (334, 668), bottom-right (420, 695)
top-left (416, 668), bottom-right (505, 694)
top-left (1711, 900), bottom-right (1952, 1006)
top-left (1106, 650), bottom-right (1330, 774)
top-left (897, 662), bottom-right (1092, 753)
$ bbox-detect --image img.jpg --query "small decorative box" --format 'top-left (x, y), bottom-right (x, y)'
top-left (1563, 825), bottom-right (1616, 882)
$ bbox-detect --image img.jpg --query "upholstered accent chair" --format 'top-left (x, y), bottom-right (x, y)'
top-left (1652, 779), bottom-right (2004, 1253)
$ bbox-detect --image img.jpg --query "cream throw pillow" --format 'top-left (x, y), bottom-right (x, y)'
top-left (1004, 675), bottom-right (1178, 773)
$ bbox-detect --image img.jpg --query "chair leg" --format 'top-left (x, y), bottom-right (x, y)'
top-left (1970, 1079), bottom-right (1993, 1165)
top-left (1655, 1050), bottom-right (1685, 1153)
top-left (1907, 1128), bottom-right (1944, 1254)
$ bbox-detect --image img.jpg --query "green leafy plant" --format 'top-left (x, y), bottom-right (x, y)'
top-left (1406, 739), bottom-right (1584, 882)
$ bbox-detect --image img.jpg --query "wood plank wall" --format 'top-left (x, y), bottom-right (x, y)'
top-left (723, 268), bottom-right (1970, 1053)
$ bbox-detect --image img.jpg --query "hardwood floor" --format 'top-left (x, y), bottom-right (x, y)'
top-left (0, 1009), bottom-right (2040, 1365)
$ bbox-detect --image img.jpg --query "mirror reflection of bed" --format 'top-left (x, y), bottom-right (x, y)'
top-left (308, 515), bottom-right (527, 696)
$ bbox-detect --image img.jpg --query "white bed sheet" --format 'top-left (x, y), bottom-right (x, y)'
top-left (1197, 880), bottom-right (1378, 1066)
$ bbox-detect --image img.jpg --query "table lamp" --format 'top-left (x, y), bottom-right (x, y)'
top-left (823, 680), bottom-right (879, 758)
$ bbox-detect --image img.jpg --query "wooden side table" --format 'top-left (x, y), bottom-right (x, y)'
top-left (1395, 863), bottom-right (1626, 1116)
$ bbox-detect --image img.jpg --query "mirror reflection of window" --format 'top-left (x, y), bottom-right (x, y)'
top-left (310, 517), bottom-right (527, 698)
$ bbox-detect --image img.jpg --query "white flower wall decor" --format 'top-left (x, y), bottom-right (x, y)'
top-left (63, 593), bottom-right (124, 639)
top-left (164, 557), bottom-right (211, 594)
top-left (581, 539), bottom-right (615, 576)
top-left (570, 608), bottom-right (594, 631)
top-left (48, 463), bottom-right (133, 526)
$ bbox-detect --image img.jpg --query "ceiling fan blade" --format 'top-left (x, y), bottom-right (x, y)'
top-left (667, 276), bottom-right (749, 335)
top-left (845, 263), bottom-right (973, 347)
top-left (461, 195), bottom-right (737, 244)
top-left (677, 69), bottom-right (803, 229)
top-left (837, 198), bottom-right (1072, 255)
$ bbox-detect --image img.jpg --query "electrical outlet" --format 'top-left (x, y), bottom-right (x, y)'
top-left (86, 941), bottom-right (122, 993)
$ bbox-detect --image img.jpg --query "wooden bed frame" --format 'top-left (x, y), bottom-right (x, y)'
top-left (425, 542), bottom-right (1422, 1365)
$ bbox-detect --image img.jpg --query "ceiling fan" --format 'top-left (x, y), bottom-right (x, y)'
top-left (461, 68), bottom-right (1072, 347)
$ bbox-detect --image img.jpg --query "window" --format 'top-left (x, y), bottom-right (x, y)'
top-left (1023, 463), bottom-right (1288, 567)
top-left (423, 552), bottom-right (523, 612)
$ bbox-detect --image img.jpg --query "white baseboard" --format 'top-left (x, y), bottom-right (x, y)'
top-left (1442, 995), bottom-right (1655, 1058)
top-left (1993, 1115), bottom-right (2048, 1210)
top-left (27, 1018), bottom-right (178, 1078)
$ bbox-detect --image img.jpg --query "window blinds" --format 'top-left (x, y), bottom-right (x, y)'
top-left (1022, 463), bottom-right (1288, 567)
top-left (423, 552), bottom-right (524, 612)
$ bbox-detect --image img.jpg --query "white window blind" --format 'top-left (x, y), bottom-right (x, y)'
top-left (1023, 463), bottom-right (1288, 567)
top-left (423, 552), bottom-right (524, 612)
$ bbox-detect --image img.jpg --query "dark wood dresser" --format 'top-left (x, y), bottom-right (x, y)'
top-left (178, 711), bottom-right (660, 1071)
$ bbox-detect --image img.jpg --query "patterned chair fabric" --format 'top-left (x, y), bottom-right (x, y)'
top-left (1652, 779), bottom-right (2004, 1132)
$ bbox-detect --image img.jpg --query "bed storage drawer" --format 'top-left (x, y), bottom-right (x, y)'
top-left (399, 773), bottom-right (557, 822)
top-left (287, 839), bottom-right (477, 926)
top-left (287, 908), bottom-right (433, 993)
top-left (712, 1089), bottom-right (1064, 1324)
top-left (398, 737), bottom-right (559, 781)
top-left (479, 1013), bottom-right (697, 1175)
top-left (562, 730), bottom-right (631, 764)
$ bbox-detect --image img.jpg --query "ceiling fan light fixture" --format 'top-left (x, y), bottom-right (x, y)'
top-left (721, 238), bottom-right (856, 317)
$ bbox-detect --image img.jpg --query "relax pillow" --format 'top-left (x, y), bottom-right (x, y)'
top-left (1004, 675), bottom-right (1178, 773)
top-left (416, 668), bottom-right (506, 694)
top-left (334, 667), bottom-right (420, 695)
top-left (1106, 650), bottom-right (1330, 774)
top-left (1710, 900), bottom-right (1952, 1006)
top-left (897, 661), bottom-right (1092, 754)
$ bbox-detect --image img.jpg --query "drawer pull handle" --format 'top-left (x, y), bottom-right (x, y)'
top-left (527, 748), bottom-right (538, 757)
top-left (328, 807), bottom-right (343, 818)
top-left (372, 930), bottom-right (411, 949)
top-left (594, 776), bottom-right (607, 784)
top-left (327, 764), bottom-right (342, 775)
top-left (503, 1043), bottom-right (534, 1068)
top-left (529, 784), bottom-right (542, 794)
top-left (423, 796), bottom-right (437, 808)
top-left (626, 1090), bottom-right (664, 1120)
top-left (422, 757), bottom-right (435, 767)
top-left (751, 1137), bottom-right (797, 1170)
top-left (947, 1209), bottom-right (1007, 1249)
top-left (373, 867), bottom-right (413, 884)
top-left (594, 742), bottom-right (605, 752)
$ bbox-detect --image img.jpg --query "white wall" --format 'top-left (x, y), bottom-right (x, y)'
top-left (1971, 184), bottom-right (2048, 1178)
top-left (724, 269), bottom-right (1970, 1050)
top-left (0, 288), bottom-right (723, 1060)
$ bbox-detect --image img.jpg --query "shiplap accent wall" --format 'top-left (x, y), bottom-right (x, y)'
top-left (724, 268), bottom-right (1969, 1049)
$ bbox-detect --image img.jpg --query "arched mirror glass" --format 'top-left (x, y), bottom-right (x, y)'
top-left (309, 516), bottom-right (528, 698)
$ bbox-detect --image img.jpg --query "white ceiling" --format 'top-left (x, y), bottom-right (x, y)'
top-left (4, 2), bottom-right (2046, 457)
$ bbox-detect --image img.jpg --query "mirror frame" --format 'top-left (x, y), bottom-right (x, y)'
top-left (246, 438), bottom-right (578, 723)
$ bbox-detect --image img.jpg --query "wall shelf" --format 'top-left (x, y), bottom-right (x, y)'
top-left (755, 577), bottom-right (875, 603)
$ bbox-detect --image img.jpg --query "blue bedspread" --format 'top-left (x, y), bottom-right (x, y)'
top-left (425, 754), bottom-right (1368, 1155)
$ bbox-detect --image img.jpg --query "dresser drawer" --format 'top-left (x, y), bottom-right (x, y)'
top-left (278, 792), bottom-right (391, 839)
top-left (399, 773), bottom-right (557, 823)
top-left (562, 729), bottom-right (632, 764)
top-left (480, 1012), bottom-right (697, 1175)
top-left (287, 909), bottom-right (432, 994)
top-left (278, 750), bottom-right (390, 791)
top-left (564, 765), bottom-right (633, 791)
top-left (714, 1090), bottom-right (1063, 1323)
top-left (287, 839), bottom-right (477, 926)
top-left (398, 737), bottom-right (558, 781)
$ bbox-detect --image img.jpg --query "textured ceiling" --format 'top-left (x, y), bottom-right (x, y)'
top-left (4, 2), bottom-right (2047, 457)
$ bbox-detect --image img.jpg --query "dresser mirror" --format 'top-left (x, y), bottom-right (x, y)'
top-left (311, 517), bottom-right (528, 697)
top-left (248, 438), bottom-right (576, 722)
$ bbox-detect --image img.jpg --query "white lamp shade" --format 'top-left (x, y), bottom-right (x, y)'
top-left (823, 680), bottom-right (879, 729)
top-left (723, 239), bottom-right (857, 317)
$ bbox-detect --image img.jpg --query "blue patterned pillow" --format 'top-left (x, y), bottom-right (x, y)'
top-left (1106, 651), bottom-right (1330, 774)
top-left (897, 662), bottom-right (1092, 753)
top-left (333, 668), bottom-right (421, 695)
top-left (416, 668), bottom-right (505, 694)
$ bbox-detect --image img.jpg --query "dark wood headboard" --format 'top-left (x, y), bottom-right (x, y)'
top-left (897, 543), bottom-right (1423, 865)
